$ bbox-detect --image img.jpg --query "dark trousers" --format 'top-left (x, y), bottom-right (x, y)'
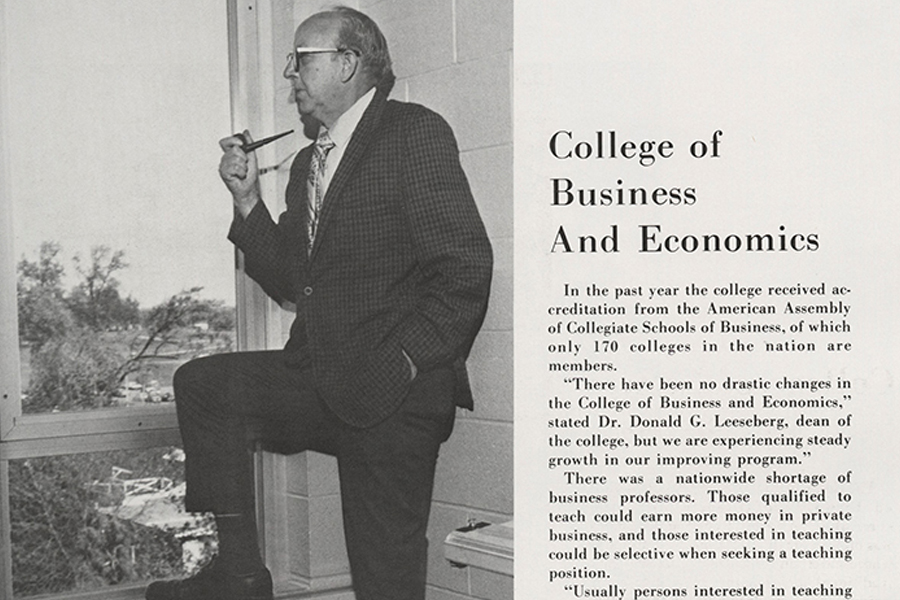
top-left (173, 350), bottom-right (456, 600)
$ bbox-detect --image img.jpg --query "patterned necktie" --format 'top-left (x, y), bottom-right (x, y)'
top-left (307, 129), bottom-right (335, 253)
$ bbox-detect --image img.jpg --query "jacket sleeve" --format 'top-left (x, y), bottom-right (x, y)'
top-left (227, 199), bottom-right (297, 305)
top-left (395, 109), bottom-right (493, 371)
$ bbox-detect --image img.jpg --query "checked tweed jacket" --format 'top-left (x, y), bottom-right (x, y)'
top-left (229, 89), bottom-right (493, 428)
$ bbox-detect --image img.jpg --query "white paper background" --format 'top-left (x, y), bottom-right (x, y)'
top-left (515, 2), bottom-right (900, 598)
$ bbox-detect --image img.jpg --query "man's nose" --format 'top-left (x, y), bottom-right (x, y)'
top-left (283, 58), bottom-right (298, 80)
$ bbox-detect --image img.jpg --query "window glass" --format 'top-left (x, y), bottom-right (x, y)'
top-left (7, 1), bottom-right (234, 414)
top-left (10, 447), bottom-right (214, 597)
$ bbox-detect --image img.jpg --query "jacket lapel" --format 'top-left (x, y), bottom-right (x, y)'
top-left (308, 89), bottom-right (389, 261)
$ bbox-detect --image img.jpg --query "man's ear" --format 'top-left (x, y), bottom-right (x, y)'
top-left (339, 50), bottom-right (360, 83)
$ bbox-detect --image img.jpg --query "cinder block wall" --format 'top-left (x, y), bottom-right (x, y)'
top-left (279, 2), bottom-right (513, 598)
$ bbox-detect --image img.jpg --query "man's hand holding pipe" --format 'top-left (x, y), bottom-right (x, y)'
top-left (219, 130), bottom-right (260, 218)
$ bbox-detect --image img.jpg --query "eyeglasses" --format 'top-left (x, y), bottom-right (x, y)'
top-left (285, 47), bottom-right (358, 73)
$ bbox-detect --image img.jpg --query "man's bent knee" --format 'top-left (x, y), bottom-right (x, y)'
top-left (173, 354), bottom-right (227, 397)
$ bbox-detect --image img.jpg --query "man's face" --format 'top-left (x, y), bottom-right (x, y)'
top-left (284, 16), bottom-right (344, 124)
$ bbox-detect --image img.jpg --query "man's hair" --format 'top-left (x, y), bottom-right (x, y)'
top-left (326, 6), bottom-right (395, 94)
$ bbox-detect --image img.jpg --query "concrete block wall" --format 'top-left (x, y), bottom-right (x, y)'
top-left (274, 1), bottom-right (513, 598)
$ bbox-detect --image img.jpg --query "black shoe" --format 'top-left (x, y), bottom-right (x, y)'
top-left (145, 558), bottom-right (273, 600)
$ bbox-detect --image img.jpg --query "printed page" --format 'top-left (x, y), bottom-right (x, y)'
top-left (515, 3), bottom-right (899, 599)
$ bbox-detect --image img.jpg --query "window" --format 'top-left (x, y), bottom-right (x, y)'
top-left (0, 1), bottom-right (233, 596)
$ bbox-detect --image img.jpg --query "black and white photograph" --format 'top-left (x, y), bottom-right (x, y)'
top-left (0, 2), bottom-right (511, 599)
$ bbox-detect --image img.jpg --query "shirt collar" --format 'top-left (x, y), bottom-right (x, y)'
top-left (324, 87), bottom-right (376, 149)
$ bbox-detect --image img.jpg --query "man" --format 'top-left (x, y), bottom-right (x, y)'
top-left (145, 6), bottom-right (492, 600)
